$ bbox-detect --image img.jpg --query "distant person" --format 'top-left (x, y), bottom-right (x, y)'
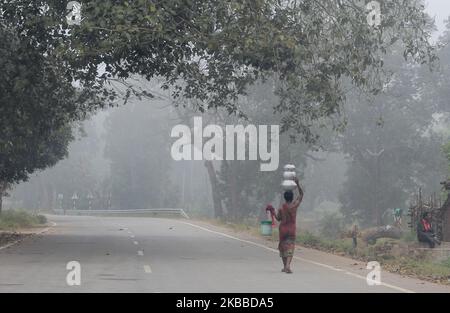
top-left (351, 224), bottom-right (359, 249)
top-left (275, 177), bottom-right (304, 274)
top-left (393, 208), bottom-right (403, 227)
top-left (417, 212), bottom-right (441, 248)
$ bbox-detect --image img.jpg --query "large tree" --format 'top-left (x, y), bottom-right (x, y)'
top-left (339, 54), bottom-right (448, 226)
top-left (0, 0), bottom-right (437, 140)
top-left (0, 0), bottom-right (439, 212)
top-left (179, 79), bottom-right (330, 220)
top-left (0, 25), bottom-right (102, 211)
top-left (10, 119), bottom-right (108, 212)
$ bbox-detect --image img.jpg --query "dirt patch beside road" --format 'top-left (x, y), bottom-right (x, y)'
top-left (0, 232), bottom-right (31, 248)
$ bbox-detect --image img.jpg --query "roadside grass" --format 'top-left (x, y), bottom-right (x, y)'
top-left (296, 231), bottom-right (354, 255)
top-left (0, 210), bottom-right (47, 230)
top-left (219, 219), bottom-right (450, 284)
top-left (189, 216), bottom-right (450, 284)
top-left (384, 257), bottom-right (450, 283)
top-left (296, 231), bottom-right (450, 284)
top-left (400, 231), bottom-right (417, 243)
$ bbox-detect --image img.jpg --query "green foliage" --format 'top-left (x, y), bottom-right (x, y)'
top-left (0, 210), bottom-right (47, 230)
top-left (11, 119), bottom-right (108, 211)
top-left (339, 53), bottom-right (447, 226)
top-left (0, 23), bottom-right (103, 190)
top-left (440, 257), bottom-right (450, 269)
top-left (208, 79), bottom-right (311, 220)
top-left (36, 214), bottom-right (48, 225)
top-left (296, 231), bottom-right (354, 255)
top-left (0, 0), bottom-right (437, 142)
top-left (297, 231), bottom-right (321, 247)
top-left (318, 212), bottom-right (345, 239)
top-left (444, 142), bottom-right (450, 174)
top-left (393, 258), bottom-right (450, 280)
top-left (0, 0), bottom-right (443, 217)
top-left (401, 231), bottom-right (417, 243)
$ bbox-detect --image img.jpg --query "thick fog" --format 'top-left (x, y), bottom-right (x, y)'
top-left (3, 0), bottom-right (450, 231)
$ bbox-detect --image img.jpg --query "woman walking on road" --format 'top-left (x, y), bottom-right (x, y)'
top-left (274, 178), bottom-right (303, 274)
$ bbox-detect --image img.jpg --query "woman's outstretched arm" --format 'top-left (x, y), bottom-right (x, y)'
top-left (266, 205), bottom-right (281, 222)
top-left (292, 178), bottom-right (304, 208)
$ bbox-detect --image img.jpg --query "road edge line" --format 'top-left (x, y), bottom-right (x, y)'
top-left (180, 221), bottom-right (415, 294)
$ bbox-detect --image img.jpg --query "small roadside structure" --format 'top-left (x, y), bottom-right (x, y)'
top-left (409, 181), bottom-right (450, 243)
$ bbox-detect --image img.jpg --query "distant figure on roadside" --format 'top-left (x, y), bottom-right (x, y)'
top-left (351, 224), bottom-right (359, 249)
top-left (417, 212), bottom-right (441, 248)
top-left (393, 208), bottom-right (403, 228)
top-left (275, 177), bottom-right (304, 274)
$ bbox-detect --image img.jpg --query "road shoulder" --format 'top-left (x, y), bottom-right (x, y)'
top-left (182, 219), bottom-right (450, 293)
top-left (0, 223), bottom-right (55, 251)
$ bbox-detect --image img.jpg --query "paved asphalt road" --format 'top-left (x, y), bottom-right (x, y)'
top-left (1, 215), bottom-right (450, 293)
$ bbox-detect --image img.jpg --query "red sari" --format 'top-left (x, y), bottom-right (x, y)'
top-left (277, 202), bottom-right (299, 258)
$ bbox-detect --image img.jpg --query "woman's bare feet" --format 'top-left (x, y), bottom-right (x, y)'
top-left (285, 268), bottom-right (293, 274)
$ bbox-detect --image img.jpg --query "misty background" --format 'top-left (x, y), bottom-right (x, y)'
top-left (3, 1), bottom-right (450, 234)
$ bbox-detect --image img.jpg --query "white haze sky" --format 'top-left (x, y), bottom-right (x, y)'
top-left (425, 0), bottom-right (450, 37)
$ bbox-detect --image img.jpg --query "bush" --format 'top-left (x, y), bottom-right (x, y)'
top-left (297, 231), bottom-right (354, 255)
top-left (36, 215), bottom-right (48, 225)
top-left (441, 258), bottom-right (450, 269)
top-left (297, 231), bottom-right (321, 247)
top-left (0, 210), bottom-right (47, 230)
top-left (318, 212), bottom-right (345, 239)
top-left (401, 231), bottom-right (417, 243)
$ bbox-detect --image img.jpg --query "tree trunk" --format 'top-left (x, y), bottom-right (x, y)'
top-left (229, 163), bottom-right (239, 221)
top-left (0, 181), bottom-right (6, 214)
top-left (204, 161), bottom-right (223, 218)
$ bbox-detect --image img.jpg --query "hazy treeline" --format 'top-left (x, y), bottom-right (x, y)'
top-left (2, 1), bottom-right (450, 229)
top-left (9, 26), bottom-right (450, 226)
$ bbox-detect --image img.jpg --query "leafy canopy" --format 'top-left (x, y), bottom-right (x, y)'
top-left (444, 142), bottom-right (450, 175)
top-left (1, 0), bottom-right (437, 140)
top-left (0, 23), bottom-right (102, 185)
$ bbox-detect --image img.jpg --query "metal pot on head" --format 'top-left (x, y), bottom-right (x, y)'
top-left (282, 164), bottom-right (297, 191)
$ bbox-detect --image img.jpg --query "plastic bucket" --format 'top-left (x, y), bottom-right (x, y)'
top-left (260, 221), bottom-right (273, 236)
